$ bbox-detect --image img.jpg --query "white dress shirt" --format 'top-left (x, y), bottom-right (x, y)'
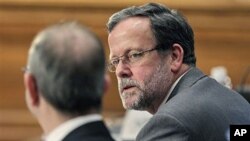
top-left (44, 114), bottom-right (102, 141)
top-left (158, 69), bottom-right (190, 111)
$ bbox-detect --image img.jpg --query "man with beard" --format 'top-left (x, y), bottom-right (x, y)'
top-left (106, 3), bottom-right (250, 141)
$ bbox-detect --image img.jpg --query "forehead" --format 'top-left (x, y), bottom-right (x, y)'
top-left (108, 17), bottom-right (156, 58)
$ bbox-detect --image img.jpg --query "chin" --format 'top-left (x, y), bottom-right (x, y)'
top-left (123, 101), bottom-right (145, 111)
top-left (121, 92), bottom-right (141, 109)
top-left (123, 99), bottom-right (136, 110)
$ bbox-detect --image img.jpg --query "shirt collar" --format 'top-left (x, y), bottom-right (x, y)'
top-left (158, 69), bottom-right (190, 111)
top-left (44, 114), bottom-right (102, 141)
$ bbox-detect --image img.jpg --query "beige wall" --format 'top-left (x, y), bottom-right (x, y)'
top-left (1, 0), bottom-right (250, 140)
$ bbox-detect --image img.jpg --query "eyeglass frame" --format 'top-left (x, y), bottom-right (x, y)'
top-left (107, 46), bottom-right (162, 72)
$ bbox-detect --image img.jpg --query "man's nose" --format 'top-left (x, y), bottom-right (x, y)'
top-left (115, 60), bottom-right (132, 78)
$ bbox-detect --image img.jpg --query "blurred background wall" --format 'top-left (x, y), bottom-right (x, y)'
top-left (0, 0), bottom-right (250, 140)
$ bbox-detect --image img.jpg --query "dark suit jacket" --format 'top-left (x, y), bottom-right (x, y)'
top-left (136, 68), bottom-right (250, 141)
top-left (62, 121), bottom-right (115, 141)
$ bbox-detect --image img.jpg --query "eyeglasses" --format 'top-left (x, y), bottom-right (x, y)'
top-left (107, 47), bottom-right (160, 72)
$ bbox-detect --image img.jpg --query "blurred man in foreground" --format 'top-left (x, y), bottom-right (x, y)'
top-left (23, 22), bottom-right (114, 141)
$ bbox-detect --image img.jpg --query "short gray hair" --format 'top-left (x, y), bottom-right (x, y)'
top-left (107, 3), bottom-right (196, 66)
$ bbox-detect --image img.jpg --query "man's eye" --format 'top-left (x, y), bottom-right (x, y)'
top-left (111, 59), bottom-right (119, 65)
top-left (129, 52), bottom-right (143, 59)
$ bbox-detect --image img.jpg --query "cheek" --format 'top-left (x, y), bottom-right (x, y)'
top-left (131, 66), bottom-right (156, 82)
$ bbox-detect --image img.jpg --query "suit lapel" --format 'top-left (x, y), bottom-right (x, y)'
top-left (167, 67), bottom-right (206, 102)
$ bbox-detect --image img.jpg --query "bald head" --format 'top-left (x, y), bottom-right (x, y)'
top-left (29, 22), bottom-right (102, 65)
top-left (27, 22), bottom-right (106, 115)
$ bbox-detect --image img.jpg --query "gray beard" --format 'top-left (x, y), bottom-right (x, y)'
top-left (118, 64), bottom-right (171, 111)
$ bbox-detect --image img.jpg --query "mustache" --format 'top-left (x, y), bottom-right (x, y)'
top-left (118, 78), bottom-right (140, 92)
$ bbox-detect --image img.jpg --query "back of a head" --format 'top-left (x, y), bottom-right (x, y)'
top-left (28, 22), bottom-right (105, 116)
top-left (107, 2), bottom-right (196, 66)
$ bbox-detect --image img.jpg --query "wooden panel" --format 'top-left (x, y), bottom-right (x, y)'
top-left (196, 41), bottom-right (250, 86)
top-left (0, 0), bottom-right (249, 109)
top-left (0, 0), bottom-right (250, 109)
top-left (0, 0), bottom-right (250, 140)
top-left (187, 12), bottom-right (250, 31)
top-left (0, 109), bottom-right (42, 141)
top-left (0, 126), bottom-right (42, 141)
top-left (0, 0), bottom-right (250, 11)
top-left (0, 109), bottom-right (124, 141)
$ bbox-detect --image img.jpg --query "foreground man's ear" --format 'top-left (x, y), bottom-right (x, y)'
top-left (24, 73), bottom-right (40, 106)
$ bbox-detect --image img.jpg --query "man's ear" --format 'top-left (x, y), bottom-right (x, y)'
top-left (103, 73), bottom-right (111, 94)
top-left (170, 43), bottom-right (184, 73)
top-left (24, 73), bottom-right (39, 106)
